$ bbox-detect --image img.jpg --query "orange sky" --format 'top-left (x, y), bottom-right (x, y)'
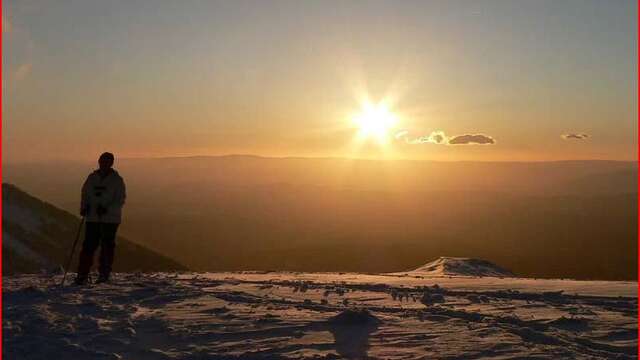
top-left (3, 0), bottom-right (637, 163)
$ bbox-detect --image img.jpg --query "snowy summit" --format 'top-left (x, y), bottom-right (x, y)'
top-left (407, 257), bottom-right (515, 277)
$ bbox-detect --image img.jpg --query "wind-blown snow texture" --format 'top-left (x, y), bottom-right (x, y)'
top-left (4, 271), bottom-right (637, 359)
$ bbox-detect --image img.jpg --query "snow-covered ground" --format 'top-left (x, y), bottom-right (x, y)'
top-left (3, 271), bottom-right (637, 359)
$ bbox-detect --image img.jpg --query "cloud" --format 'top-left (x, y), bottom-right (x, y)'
top-left (396, 131), bottom-right (449, 145)
top-left (427, 131), bottom-right (447, 144)
top-left (562, 133), bottom-right (589, 140)
top-left (396, 130), bottom-right (495, 145)
top-left (448, 134), bottom-right (495, 145)
top-left (406, 131), bottom-right (448, 145)
top-left (394, 130), bottom-right (409, 140)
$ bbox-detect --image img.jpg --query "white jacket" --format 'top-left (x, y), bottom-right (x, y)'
top-left (81, 170), bottom-right (126, 223)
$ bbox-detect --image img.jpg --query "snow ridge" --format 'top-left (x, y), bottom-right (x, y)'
top-left (409, 257), bottom-right (514, 277)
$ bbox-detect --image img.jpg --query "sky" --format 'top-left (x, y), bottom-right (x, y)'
top-left (2, 0), bottom-right (637, 162)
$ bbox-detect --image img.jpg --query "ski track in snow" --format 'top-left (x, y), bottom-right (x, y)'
top-left (3, 272), bottom-right (637, 359)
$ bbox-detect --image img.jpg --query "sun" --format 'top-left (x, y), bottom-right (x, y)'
top-left (352, 102), bottom-right (398, 144)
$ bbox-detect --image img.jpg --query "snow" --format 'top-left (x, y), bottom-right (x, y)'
top-left (3, 271), bottom-right (637, 359)
top-left (402, 256), bottom-right (515, 277)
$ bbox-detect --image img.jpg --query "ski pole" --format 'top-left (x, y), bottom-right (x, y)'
top-left (60, 216), bottom-right (85, 286)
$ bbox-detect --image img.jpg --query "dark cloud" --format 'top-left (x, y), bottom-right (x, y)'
top-left (448, 134), bottom-right (495, 145)
top-left (562, 133), bottom-right (589, 140)
top-left (430, 132), bottom-right (446, 144)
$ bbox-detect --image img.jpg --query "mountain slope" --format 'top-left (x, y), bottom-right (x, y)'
top-left (2, 183), bottom-right (187, 274)
top-left (406, 257), bottom-right (515, 277)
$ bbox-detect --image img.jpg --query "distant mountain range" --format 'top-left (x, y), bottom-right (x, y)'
top-left (3, 183), bottom-right (187, 274)
top-left (4, 156), bottom-right (637, 280)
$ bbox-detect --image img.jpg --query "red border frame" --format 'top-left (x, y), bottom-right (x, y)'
top-left (1, 0), bottom-right (5, 356)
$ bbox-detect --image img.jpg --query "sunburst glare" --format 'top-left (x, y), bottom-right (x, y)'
top-left (352, 101), bottom-right (398, 145)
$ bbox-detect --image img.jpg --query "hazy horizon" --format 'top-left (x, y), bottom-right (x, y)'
top-left (5, 156), bottom-right (637, 280)
top-left (4, 153), bottom-right (639, 166)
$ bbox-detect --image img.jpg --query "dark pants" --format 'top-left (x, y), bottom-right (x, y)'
top-left (77, 222), bottom-right (119, 279)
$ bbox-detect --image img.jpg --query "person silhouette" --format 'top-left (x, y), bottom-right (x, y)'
top-left (75, 152), bottom-right (126, 285)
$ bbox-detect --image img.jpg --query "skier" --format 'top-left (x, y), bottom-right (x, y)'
top-left (75, 152), bottom-right (126, 285)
